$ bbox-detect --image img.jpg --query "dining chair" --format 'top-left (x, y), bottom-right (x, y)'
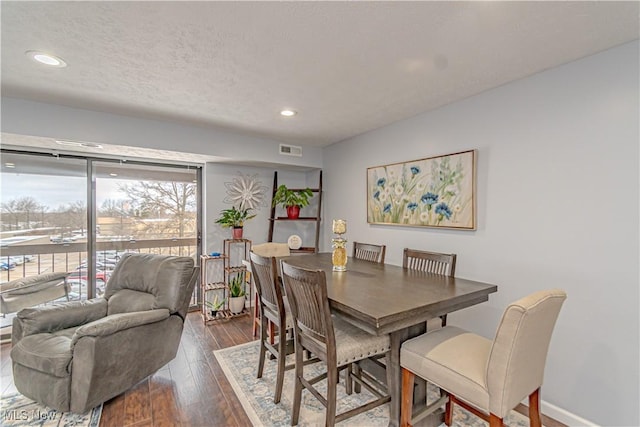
top-left (251, 242), bottom-right (291, 339)
top-left (403, 248), bottom-right (456, 328)
top-left (352, 242), bottom-right (386, 263)
top-left (250, 251), bottom-right (293, 404)
top-left (400, 289), bottom-right (567, 427)
top-left (280, 260), bottom-right (391, 426)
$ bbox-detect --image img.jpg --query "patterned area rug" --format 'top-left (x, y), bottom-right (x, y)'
top-left (0, 393), bottom-right (101, 427)
top-left (214, 340), bottom-right (538, 427)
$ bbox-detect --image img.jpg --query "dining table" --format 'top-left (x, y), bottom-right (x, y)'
top-left (280, 252), bottom-right (498, 427)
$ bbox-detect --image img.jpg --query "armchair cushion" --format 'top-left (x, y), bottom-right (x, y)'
top-left (107, 289), bottom-right (156, 314)
top-left (11, 326), bottom-right (81, 378)
top-left (16, 299), bottom-right (108, 338)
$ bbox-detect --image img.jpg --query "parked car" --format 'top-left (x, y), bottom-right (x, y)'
top-left (76, 261), bottom-right (117, 271)
top-left (67, 278), bottom-right (106, 298)
top-left (0, 262), bottom-right (16, 271)
top-left (67, 270), bottom-right (109, 282)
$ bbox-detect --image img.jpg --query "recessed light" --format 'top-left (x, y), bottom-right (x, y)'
top-left (280, 109), bottom-right (297, 117)
top-left (55, 140), bottom-right (103, 149)
top-left (109, 173), bottom-right (118, 177)
top-left (5, 163), bottom-right (15, 168)
top-left (26, 51), bottom-right (67, 68)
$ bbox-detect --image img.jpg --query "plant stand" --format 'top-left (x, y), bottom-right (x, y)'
top-left (200, 238), bottom-right (252, 323)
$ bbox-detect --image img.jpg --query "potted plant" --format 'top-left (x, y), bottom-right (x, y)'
top-left (215, 206), bottom-right (256, 239)
top-left (205, 295), bottom-right (225, 318)
top-left (228, 273), bottom-right (246, 314)
top-left (272, 185), bottom-right (314, 219)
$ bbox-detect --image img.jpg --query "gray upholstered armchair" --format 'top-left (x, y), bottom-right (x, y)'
top-left (1, 272), bottom-right (70, 316)
top-left (11, 253), bottom-right (198, 413)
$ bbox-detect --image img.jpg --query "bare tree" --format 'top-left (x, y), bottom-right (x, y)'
top-left (1, 196), bottom-right (45, 230)
top-left (1, 199), bottom-right (20, 230)
top-left (16, 197), bottom-right (41, 228)
top-left (99, 198), bottom-right (124, 216)
top-left (119, 181), bottom-right (196, 238)
top-left (56, 201), bottom-right (87, 237)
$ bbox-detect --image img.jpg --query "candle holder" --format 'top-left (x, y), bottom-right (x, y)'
top-left (331, 219), bottom-right (347, 272)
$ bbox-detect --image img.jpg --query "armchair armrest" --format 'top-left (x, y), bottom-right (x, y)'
top-left (72, 309), bottom-right (171, 344)
top-left (15, 298), bottom-right (108, 338)
top-left (0, 272), bottom-right (69, 295)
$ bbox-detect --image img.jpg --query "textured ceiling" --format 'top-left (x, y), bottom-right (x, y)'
top-left (1, 1), bottom-right (639, 147)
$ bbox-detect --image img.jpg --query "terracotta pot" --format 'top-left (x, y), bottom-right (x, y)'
top-left (232, 227), bottom-right (243, 239)
top-left (286, 205), bottom-right (300, 219)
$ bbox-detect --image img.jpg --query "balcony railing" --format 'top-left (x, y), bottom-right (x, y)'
top-left (1, 237), bottom-right (198, 303)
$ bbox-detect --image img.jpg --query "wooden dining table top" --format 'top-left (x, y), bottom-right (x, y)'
top-left (280, 252), bottom-right (498, 336)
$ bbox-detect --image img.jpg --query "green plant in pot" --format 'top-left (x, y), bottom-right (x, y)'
top-left (228, 273), bottom-right (246, 314)
top-left (205, 295), bottom-right (225, 318)
top-left (272, 185), bottom-right (314, 219)
top-left (215, 206), bottom-right (256, 239)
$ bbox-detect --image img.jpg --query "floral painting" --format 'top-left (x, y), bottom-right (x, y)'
top-left (367, 150), bottom-right (476, 229)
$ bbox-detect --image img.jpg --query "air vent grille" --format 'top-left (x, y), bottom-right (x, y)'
top-left (279, 144), bottom-right (302, 157)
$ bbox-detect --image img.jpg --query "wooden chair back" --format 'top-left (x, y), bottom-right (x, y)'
top-left (403, 248), bottom-right (456, 276)
top-left (249, 251), bottom-right (286, 328)
top-left (280, 260), bottom-right (335, 361)
top-left (353, 242), bottom-right (386, 263)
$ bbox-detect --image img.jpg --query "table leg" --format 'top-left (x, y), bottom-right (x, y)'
top-left (388, 323), bottom-right (431, 427)
top-left (388, 329), bottom-right (408, 427)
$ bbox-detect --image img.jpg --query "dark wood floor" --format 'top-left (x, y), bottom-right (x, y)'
top-left (1, 312), bottom-right (566, 427)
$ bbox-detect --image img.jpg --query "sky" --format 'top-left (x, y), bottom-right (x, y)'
top-left (1, 173), bottom-right (126, 209)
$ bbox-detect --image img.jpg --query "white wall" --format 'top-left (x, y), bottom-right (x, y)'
top-left (1, 97), bottom-right (323, 168)
top-left (322, 41), bottom-right (639, 426)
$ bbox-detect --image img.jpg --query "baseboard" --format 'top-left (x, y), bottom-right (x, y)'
top-left (541, 399), bottom-right (599, 427)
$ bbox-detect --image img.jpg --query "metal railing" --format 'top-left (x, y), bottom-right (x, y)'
top-left (1, 237), bottom-right (198, 303)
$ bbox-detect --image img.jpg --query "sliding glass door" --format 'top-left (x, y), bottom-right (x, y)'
top-left (1, 150), bottom-right (201, 322)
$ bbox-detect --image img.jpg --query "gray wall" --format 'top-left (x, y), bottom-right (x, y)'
top-left (322, 41), bottom-right (639, 426)
top-left (203, 163), bottom-right (322, 255)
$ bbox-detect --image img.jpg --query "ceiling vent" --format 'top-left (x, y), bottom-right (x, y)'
top-left (279, 144), bottom-right (302, 157)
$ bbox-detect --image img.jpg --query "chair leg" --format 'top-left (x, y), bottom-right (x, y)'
top-left (489, 414), bottom-right (504, 427)
top-left (445, 395), bottom-right (454, 426)
top-left (400, 368), bottom-right (414, 427)
top-left (291, 348), bottom-right (304, 426)
top-left (257, 320), bottom-right (267, 379)
top-left (274, 326), bottom-right (287, 403)
top-left (325, 366), bottom-right (338, 427)
top-left (345, 364), bottom-right (353, 395)
top-left (528, 388), bottom-right (542, 427)
top-left (440, 314), bottom-right (447, 327)
top-left (252, 294), bottom-right (259, 338)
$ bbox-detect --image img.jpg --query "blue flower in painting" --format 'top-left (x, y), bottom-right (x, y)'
top-left (435, 202), bottom-right (452, 219)
top-left (407, 202), bottom-right (418, 211)
top-left (410, 166), bottom-right (420, 175)
top-left (420, 192), bottom-right (439, 206)
top-left (377, 178), bottom-right (386, 187)
top-left (373, 190), bottom-right (380, 200)
top-left (383, 203), bottom-right (392, 214)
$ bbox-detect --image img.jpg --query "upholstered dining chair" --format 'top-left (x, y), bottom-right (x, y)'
top-left (403, 248), bottom-right (456, 328)
top-left (352, 242), bottom-right (386, 264)
top-left (251, 242), bottom-right (291, 339)
top-left (250, 251), bottom-right (294, 404)
top-left (11, 253), bottom-right (198, 413)
top-left (400, 289), bottom-right (567, 427)
top-left (280, 260), bottom-right (391, 426)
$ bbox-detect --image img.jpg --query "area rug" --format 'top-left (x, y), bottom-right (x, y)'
top-left (0, 393), bottom-right (101, 427)
top-left (214, 340), bottom-right (538, 427)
